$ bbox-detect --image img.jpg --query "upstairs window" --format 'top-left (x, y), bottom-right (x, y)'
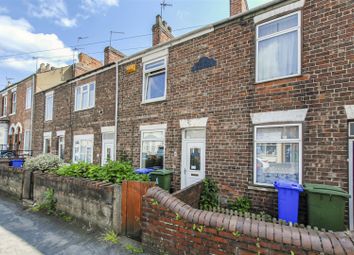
top-left (25, 87), bottom-right (32, 110)
top-left (143, 58), bottom-right (167, 103)
top-left (45, 91), bottom-right (53, 121)
top-left (256, 12), bottom-right (301, 82)
top-left (75, 83), bottom-right (95, 111)
top-left (254, 124), bottom-right (302, 186)
top-left (1, 96), bottom-right (7, 117)
top-left (11, 91), bottom-right (16, 114)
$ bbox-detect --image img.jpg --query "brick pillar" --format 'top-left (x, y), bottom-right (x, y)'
top-left (152, 15), bottom-right (173, 46)
top-left (230, 0), bottom-right (248, 16)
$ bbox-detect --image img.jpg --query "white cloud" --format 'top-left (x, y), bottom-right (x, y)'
top-left (27, 0), bottom-right (77, 28)
top-left (81, 0), bottom-right (119, 13)
top-left (0, 6), bottom-right (8, 14)
top-left (0, 15), bottom-right (74, 72)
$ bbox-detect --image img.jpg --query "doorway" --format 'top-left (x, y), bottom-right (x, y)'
top-left (102, 132), bottom-right (114, 166)
top-left (349, 139), bottom-right (353, 230)
top-left (181, 128), bottom-right (206, 189)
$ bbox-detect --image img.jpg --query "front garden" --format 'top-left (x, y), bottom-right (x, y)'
top-left (24, 154), bottom-right (149, 184)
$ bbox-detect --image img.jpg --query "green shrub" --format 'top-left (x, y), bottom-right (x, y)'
top-left (199, 178), bottom-right (219, 209)
top-left (24, 154), bottom-right (64, 172)
top-left (32, 188), bottom-right (57, 215)
top-left (228, 196), bottom-right (252, 213)
top-left (55, 161), bottom-right (149, 184)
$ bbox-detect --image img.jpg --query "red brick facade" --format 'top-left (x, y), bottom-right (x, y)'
top-left (30, 0), bottom-right (353, 223)
top-left (32, 65), bottom-right (117, 164)
top-left (0, 76), bottom-right (33, 152)
top-left (117, 0), bottom-right (354, 217)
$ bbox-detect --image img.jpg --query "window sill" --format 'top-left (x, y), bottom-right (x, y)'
top-left (44, 120), bottom-right (53, 122)
top-left (74, 107), bottom-right (95, 113)
top-left (248, 185), bottom-right (277, 193)
top-left (141, 98), bottom-right (166, 105)
top-left (255, 74), bottom-right (310, 87)
top-left (9, 113), bottom-right (15, 116)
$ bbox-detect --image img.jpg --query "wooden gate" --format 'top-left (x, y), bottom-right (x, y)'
top-left (121, 181), bottom-right (155, 240)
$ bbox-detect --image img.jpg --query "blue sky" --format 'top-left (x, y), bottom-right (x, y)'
top-left (0, 0), bottom-right (271, 88)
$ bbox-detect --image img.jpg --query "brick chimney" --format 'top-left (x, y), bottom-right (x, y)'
top-left (104, 46), bottom-right (125, 65)
top-left (152, 15), bottom-right (173, 46)
top-left (74, 53), bottom-right (102, 77)
top-left (230, 0), bottom-right (248, 16)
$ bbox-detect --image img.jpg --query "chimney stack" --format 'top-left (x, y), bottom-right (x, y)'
top-left (152, 15), bottom-right (173, 46)
top-left (230, 0), bottom-right (248, 16)
top-left (104, 46), bottom-right (125, 65)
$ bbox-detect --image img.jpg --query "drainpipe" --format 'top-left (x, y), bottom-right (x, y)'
top-left (29, 74), bottom-right (36, 154)
top-left (114, 62), bottom-right (119, 161)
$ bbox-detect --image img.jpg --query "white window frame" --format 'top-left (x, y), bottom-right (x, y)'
top-left (140, 124), bottom-right (166, 168)
top-left (74, 82), bottom-right (95, 111)
top-left (45, 91), bottom-right (54, 121)
top-left (253, 123), bottom-right (302, 186)
top-left (11, 91), bottom-right (16, 114)
top-left (255, 11), bottom-right (301, 83)
top-left (142, 57), bottom-right (167, 104)
top-left (24, 129), bottom-right (31, 151)
top-left (72, 134), bottom-right (94, 163)
top-left (58, 135), bottom-right (65, 160)
top-left (2, 95), bottom-right (7, 117)
top-left (43, 132), bottom-right (52, 154)
top-left (25, 87), bottom-right (32, 110)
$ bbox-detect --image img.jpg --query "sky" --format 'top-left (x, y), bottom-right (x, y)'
top-left (0, 0), bottom-right (271, 88)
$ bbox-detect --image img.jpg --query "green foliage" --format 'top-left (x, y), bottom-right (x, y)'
top-left (33, 188), bottom-right (57, 215)
top-left (228, 196), bottom-right (252, 213)
top-left (199, 178), bottom-right (219, 209)
top-left (24, 154), bottom-right (64, 172)
top-left (58, 212), bottom-right (73, 222)
top-left (192, 224), bottom-right (204, 233)
top-left (55, 161), bottom-right (149, 184)
top-left (216, 226), bottom-right (224, 232)
top-left (100, 229), bottom-right (119, 244)
top-left (175, 212), bottom-right (181, 221)
top-left (125, 244), bottom-right (144, 254)
top-left (232, 231), bottom-right (241, 237)
top-left (259, 211), bottom-right (272, 222)
top-left (290, 251), bottom-right (295, 255)
top-left (150, 198), bottom-right (159, 206)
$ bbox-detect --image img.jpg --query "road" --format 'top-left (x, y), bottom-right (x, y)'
top-left (0, 194), bottom-right (147, 255)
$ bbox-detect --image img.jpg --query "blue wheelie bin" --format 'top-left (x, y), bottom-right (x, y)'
top-left (274, 180), bottom-right (303, 223)
top-left (134, 168), bottom-right (155, 174)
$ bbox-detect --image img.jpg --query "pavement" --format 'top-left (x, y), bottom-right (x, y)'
top-left (0, 194), bottom-right (148, 255)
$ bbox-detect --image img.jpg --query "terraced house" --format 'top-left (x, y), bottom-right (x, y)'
top-left (32, 0), bottom-right (354, 228)
top-left (0, 53), bottom-right (102, 155)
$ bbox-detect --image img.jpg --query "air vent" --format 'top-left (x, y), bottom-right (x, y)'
top-left (350, 122), bottom-right (354, 137)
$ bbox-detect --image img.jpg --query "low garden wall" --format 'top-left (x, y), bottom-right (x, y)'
top-left (33, 172), bottom-right (122, 233)
top-left (0, 163), bottom-right (24, 199)
top-left (173, 181), bottom-right (203, 208)
top-left (142, 186), bottom-right (354, 255)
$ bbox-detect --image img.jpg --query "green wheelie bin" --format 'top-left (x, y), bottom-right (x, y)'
top-left (149, 169), bottom-right (173, 191)
top-left (304, 183), bottom-right (350, 231)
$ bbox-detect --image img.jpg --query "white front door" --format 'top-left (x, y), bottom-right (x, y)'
top-left (102, 132), bottom-right (115, 166)
top-left (181, 129), bottom-right (206, 189)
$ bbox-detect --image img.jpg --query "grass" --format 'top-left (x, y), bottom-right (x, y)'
top-left (100, 229), bottom-right (120, 244)
top-left (125, 244), bottom-right (144, 254)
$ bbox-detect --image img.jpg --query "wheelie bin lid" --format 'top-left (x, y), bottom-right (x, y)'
top-left (303, 183), bottom-right (350, 198)
top-left (274, 180), bottom-right (303, 191)
top-left (150, 169), bottom-right (173, 175)
top-left (135, 168), bottom-right (155, 174)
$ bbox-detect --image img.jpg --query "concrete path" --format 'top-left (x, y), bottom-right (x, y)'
top-left (0, 194), bottom-right (148, 255)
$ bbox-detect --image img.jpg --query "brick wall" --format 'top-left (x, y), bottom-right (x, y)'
top-left (0, 164), bottom-right (24, 199)
top-left (142, 186), bottom-right (354, 255)
top-left (117, 0), bottom-right (354, 219)
top-left (33, 172), bottom-right (122, 232)
top-left (173, 180), bottom-right (203, 208)
top-left (32, 65), bottom-right (116, 164)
